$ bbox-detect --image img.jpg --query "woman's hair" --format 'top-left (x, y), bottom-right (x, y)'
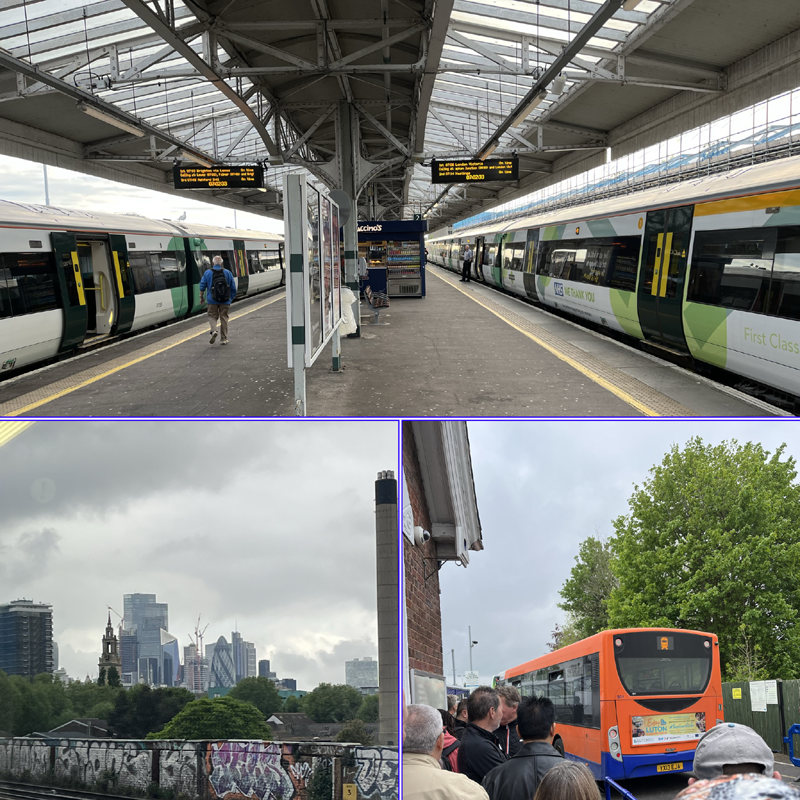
top-left (438, 708), bottom-right (457, 735)
top-left (533, 761), bottom-right (599, 800)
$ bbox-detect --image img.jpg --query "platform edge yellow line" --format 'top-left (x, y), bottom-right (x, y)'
top-left (434, 273), bottom-right (660, 417)
top-left (6, 293), bottom-right (285, 417)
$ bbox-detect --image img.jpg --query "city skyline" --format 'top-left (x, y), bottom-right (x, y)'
top-left (0, 420), bottom-right (397, 688)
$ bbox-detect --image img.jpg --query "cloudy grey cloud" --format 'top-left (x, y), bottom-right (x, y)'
top-left (438, 419), bottom-right (800, 687)
top-left (1, 420), bottom-right (397, 688)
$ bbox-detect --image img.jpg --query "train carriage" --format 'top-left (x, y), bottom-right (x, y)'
top-left (428, 154), bottom-right (800, 401)
top-left (0, 201), bottom-right (283, 375)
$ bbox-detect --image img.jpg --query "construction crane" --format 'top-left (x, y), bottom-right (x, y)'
top-left (186, 616), bottom-right (210, 695)
top-left (107, 605), bottom-right (124, 637)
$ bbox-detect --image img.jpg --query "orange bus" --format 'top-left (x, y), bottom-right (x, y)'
top-left (495, 628), bottom-right (723, 780)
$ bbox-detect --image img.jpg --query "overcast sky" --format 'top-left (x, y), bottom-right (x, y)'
top-left (0, 154), bottom-right (284, 233)
top-left (439, 419), bottom-right (800, 688)
top-left (0, 420), bottom-right (397, 688)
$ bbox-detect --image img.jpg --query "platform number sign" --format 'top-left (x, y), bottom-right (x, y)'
top-left (343, 785), bottom-right (357, 800)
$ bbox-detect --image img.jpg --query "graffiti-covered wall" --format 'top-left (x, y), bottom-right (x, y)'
top-left (0, 738), bottom-right (398, 800)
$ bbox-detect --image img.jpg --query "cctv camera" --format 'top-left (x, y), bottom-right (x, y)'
top-left (413, 526), bottom-right (431, 546)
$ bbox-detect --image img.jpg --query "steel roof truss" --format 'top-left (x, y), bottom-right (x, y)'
top-left (429, 106), bottom-right (473, 152)
top-left (282, 104), bottom-right (335, 159)
top-left (354, 100), bottom-right (410, 157)
top-left (445, 29), bottom-right (517, 72)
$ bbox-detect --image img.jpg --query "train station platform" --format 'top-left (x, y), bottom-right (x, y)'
top-left (0, 267), bottom-right (786, 417)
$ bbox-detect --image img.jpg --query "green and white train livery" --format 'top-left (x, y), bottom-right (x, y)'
top-left (0, 201), bottom-right (283, 374)
top-left (428, 154), bottom-right (800, 401)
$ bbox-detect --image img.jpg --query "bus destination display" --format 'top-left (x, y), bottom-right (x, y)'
top-left (431, 158), bottom-right (518, 184)
top-left (173, 165), bottom-right (264, 189)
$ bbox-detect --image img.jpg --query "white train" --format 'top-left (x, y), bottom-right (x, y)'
top-left (0, 201), bottom-right (284, 374)
top-left (429, 154), bottom-right (800, 404)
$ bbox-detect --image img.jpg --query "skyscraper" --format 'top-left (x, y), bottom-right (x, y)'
top-left (161, 631), bottom-right (179, 687)
top-left (0, 599), bottom-right (54, 679)
top-left (183, 643), bottom-right (207, 694)
top-left (258, 659), bottom-right (276, 679)
top-left (245, 642), bottom-right (257, 679)
top-left (346, 657), bottom-right (379, 695)
top-left (231, 631), bottom-right (256, 683)
top-left (123, 594), bottom-right (169, 685)
top-left (119, 629), bottom-right (138, 684)
top-left (209, 636), bottom-right (235, 688)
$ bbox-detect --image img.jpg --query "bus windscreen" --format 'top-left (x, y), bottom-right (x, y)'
top-left (614, 631), bottom-right (712, 695)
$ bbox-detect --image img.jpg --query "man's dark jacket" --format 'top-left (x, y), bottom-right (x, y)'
top-left (457, 722), bottom-right (508, 783)
top-left (494, 722), bottom-right (523, 756)
top-left (481, 741), bottom-right (565, 800)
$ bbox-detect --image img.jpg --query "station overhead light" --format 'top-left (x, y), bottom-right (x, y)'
top-left (621, 0), bottom-right (641, 9)
top-left (552, 73), bottom-right (567, 95)
top-left (76, 102), bottom-right (145, 138)
top-left (509, 90), bottom-right (548, 128)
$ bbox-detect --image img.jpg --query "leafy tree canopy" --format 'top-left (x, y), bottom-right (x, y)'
top-left (146, 697), bottom-right (272, 740)
top-left (607, 437), bottom-right (800, 680)
top-left (283, 695), bottom-right (302, 713)
top-left (558, 536), bottom-right (618, 640)
top-left (228, 677), bottom-right (282, 718)
top-left (108, 684), bottom-right (194, 739)
top-left (303, 683), bottom-right (362, 723)
top-left (356, 694), bottom-right (379, 723)
top-left (334, 717), bottom-right (373, 745)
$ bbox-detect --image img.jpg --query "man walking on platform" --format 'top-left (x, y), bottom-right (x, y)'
top-left (461, 243), bottom-right (473, 282)
top-left (200, 255), bottom-right (237, 344)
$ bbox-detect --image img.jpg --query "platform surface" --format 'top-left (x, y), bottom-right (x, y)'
top-left (0, 268), bottom-right (785, 417)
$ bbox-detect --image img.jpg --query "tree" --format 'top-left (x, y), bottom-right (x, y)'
top-left (106, 667), bottom-right (121, 689)
top-left (228, 677), bottom-right (282, 718)
top-left (557, 535), bottom-right (618, 640)
top-left (607, 437), bottom-right (800, 680)
top-left (108, 684), bottom-right (194, 738)
top-left (98, 668), bottom-right (106, 686)
top-left (146, 697), bottom-right (272, 740)
top-left (546, 618), bottom-right (582, 651)
top-left (356, 694), bottom-right (379, 723)
top-left (303, 684), bottom-right (362, 723)
top-left (334, 718), bottom-right (373, 745)
top-left (283, 695), bottom-right (302, 713)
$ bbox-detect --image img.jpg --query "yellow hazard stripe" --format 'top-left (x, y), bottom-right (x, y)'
top-left (71, 251), bottom-right (86, 305)
top-left (0, 421), bottom-right (35, 447)
top-left (112, 251), bottom-right (125, 298)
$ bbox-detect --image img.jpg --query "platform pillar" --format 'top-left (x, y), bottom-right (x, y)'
top-left (338, 101), bottom-right (361, 338)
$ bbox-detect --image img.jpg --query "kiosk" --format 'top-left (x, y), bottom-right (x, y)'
top-left (357, 219), bottom-right (427, 297)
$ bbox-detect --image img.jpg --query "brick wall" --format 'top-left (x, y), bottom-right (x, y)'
top-left (402, 422), bottom-right (443, 676)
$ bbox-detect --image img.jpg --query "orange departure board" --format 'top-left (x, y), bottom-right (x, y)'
top-left (431, 158), bottom-right (518, 184)
top-left (173, 165), bottom-right (264, 189)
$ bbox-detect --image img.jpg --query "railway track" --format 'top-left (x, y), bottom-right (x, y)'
top-left (0, 779), bottom-right (149, 800)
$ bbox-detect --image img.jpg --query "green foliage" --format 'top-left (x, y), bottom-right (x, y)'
top-left (307, 760), bottom-right (332, 800)
top-left (356, 694), bottom-right (379, 723)
top-left (334, 717), bottom-right (373, 745)
top-left (283, 695), bottom-right (302, 713)
top-left (108, 685), bottom-right (194, 739)
top-left (228, 677), bottom-right (282, 718)
top-left (146, 697), bottom-right (272, 740)
top-left (107, 666), bottom-right (121, 689)
top-left (557, 536), bottom-right (618, 640)
top-left (547, 618), bottom-right (583, 651)
top-left (303, 683), bottom-right (362, 723)
top-left (98, 668), bottom-right (106, 687)
top-left (607, 437), bottom-right (800, 680)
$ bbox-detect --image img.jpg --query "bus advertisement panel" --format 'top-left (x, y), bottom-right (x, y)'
top-left (496, 628), bottom-right (722, 781)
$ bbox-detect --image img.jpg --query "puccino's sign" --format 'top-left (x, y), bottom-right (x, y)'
top-left (358, 224), bottom-right (383, 232)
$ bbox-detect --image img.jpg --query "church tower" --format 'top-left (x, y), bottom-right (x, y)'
top-left (98, 611), bottom-right (121, 684)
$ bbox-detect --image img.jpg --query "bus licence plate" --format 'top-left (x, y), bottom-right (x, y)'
top-left (657, 763), bottom-right (684, 773)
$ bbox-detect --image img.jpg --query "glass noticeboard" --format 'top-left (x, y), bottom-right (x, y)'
top-left (307, 187), bottom-right (322, 355)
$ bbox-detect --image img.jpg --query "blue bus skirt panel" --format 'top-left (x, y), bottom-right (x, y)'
top-left (565, 750), bottom-right (696, 780)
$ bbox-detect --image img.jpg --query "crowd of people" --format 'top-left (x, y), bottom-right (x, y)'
top-left (403, 685), bottom-right (800, 800)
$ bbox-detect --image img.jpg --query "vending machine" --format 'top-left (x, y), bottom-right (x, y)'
top-left (357, 219), bottom-right (428, 297)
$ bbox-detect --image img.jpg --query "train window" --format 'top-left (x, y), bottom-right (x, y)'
top-left (157, 252), bottom-right (184, 290)
top-left (0, 267), bottom-right (10, 318)
top-left (538, 237), bottom-right (640, 289)
top-left (483, 244), bottom-right (498, 267)
top-left (1, 253), bottom-right (59, 316)
top-left (768, 227), bottom-right (800, 321)
top-left (607, 239), bottom-right (641, 292)
top-left (129, 252), bottom-right (156, 294)
top-left (247, 251), bottom-right (264, 273)
top-left (503, 242), bottom-right (526, 271)
top-left (687, 229), bottom-right (775, 312)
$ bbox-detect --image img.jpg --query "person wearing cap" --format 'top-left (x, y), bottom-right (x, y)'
top-left (689, 722), bottom-right (781, 784)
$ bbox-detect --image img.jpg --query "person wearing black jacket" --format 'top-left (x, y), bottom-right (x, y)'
top-left (495, 686), bottom-right (523, 757)
top-left (481, 696), bottom-right (564, 800)
top-left (457, 686), bottom-right (507, 783)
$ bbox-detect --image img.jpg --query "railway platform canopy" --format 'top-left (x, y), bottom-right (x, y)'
top-left (0, 0), bottom-right (800, 226)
